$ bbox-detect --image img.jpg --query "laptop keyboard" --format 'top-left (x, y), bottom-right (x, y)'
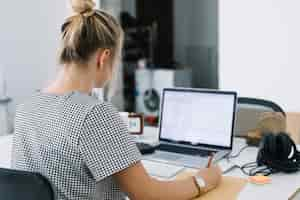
top-left (157, 144), bottom-right (216, 157)
top-left (154, 153), bottom-right (182, 161)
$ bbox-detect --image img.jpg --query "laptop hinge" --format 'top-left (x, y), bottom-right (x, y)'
top-left (159, 141), bottom-right (230, 152)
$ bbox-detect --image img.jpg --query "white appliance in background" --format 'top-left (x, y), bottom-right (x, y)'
top-left (135, 69), bottom-right (192, 117)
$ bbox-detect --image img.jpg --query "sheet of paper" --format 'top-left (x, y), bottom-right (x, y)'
top-left (177, 171), bottom-right (248, 200)
top-left (142, 160), bottom-right (184, 179)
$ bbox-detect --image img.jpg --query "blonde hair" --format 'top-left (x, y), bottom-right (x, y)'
top-left (59, 0), bottom-right (123, 65)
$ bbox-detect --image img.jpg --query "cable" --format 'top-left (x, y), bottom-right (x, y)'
top-left (225, 134), bottom-right (300, 176)
top-left (224, 141), bottom-right (299, 176)
top-left (221, 145), bottom-right (254, 174)
top-left (222, 161), bottom-right (275, 176)
top-left (226, 145), bottom-right (253, 160)
top-left (224, 153), bottom-right (276, 176)
top-left (240, 162), bottom-right (276, 176)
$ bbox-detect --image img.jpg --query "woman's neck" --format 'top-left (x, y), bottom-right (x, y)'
top-left (44, 65), bottom-right (95, 95)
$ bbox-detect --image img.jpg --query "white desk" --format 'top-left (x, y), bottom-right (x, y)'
top-left (0, 134), bottom-right (12, 168)
top-left (1, 128), bottom-right (300, 199)
top-left (139, 127), bottom-right (300, 200)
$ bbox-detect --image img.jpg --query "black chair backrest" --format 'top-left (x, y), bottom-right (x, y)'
top-left (235, 97), bottom-right (286, 137)
top-left (238, 97), bottom-right (286, 116)
top-left (0, 168), bottom-right (55, 200)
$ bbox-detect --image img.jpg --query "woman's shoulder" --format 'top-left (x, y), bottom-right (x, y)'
top-left (16, 91), bottom-right (120, 127)
top-left (66, 91), bottom-right (100, 106)
top-left (67, 91), bottom-right (116, 111)
top-left (67, 91), bottom-right (119, 119)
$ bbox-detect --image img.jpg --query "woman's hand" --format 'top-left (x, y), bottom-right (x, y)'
top-left (115, 162), bottom-right (221, 200)
top-left (196, 165), bottom-right (222, 193)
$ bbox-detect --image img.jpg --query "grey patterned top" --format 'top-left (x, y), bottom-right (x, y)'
top-left (11, 91), bottom-right (141, 200)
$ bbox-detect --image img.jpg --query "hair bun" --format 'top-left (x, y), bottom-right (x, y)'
top-left (71, 0), bottom-right (96, 14)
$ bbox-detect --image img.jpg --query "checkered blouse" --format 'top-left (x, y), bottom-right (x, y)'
top-left (11, 91), bottom-right (141, 200)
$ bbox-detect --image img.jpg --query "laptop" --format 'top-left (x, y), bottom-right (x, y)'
top-left (144, 88), bottom-right (237, 168)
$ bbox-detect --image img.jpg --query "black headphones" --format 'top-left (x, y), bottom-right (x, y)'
top-left (257, 132), bottom-right (300, 173)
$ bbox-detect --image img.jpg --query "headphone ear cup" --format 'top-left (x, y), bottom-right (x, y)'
top-left (269, 134), bottom-right (277, 158)
top-left (276, 133), bottom-right (288, 160)
top-left (257, 133), bottom-right (273, 165)
top-left (280, 133), bottom-right (296, 158)
top-left (275, 133), bottom-right (299, 173)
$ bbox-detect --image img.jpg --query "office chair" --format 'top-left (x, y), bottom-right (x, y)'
top-left (235, 97), bottom-right (286, 137)
top-left (0, 168), bottom-right (55, 200)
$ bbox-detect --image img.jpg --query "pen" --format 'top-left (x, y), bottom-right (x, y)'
top-left (289, 188), bottom-right (300, 200)
top-left (207, 153), bottom-right (214, 168)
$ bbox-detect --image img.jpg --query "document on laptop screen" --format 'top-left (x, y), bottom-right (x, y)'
top-left (160, 90), bottom-right (235, 147)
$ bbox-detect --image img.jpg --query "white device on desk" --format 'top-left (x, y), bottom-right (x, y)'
top-left (144, 88), bottom-right (237, 168)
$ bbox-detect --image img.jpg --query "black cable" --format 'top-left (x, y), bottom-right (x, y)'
top-left (240, 162), bottom-right (275, 176)
top-left (225, 145), bottom-right (272, 175)
top-left (224, 139), bottom-right (300, 175)
top-left (223, 161), bottom-right (275, 176)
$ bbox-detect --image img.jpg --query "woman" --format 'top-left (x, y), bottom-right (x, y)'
top-left (12, 0), bottom-right (222, 199)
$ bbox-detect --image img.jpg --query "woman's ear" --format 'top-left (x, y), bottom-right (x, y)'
top-left (97, 49), bottom-right (111, 70)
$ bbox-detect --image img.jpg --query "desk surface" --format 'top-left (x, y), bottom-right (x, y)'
top-left (139, 127), bottom-right (300, 200)
top-left (0, 135), bottom-right (12, 168)
top-left (1, 128), bottom-right (300, 200)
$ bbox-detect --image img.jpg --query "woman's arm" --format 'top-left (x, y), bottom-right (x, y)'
top-left (114, 161), bottom-right (221, 200)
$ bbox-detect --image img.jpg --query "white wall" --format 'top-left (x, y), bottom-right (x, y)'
top-left (0, 1), bottom-right (68, 105)
top-left (219, 0), bottom-right (300, 111)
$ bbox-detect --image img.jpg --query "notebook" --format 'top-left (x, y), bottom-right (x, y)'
top-left (177, 171), bottom-right (248, 200)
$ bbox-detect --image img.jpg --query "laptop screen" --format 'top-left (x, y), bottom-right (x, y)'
top-left (159, 88), bottom-right (237, 149)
